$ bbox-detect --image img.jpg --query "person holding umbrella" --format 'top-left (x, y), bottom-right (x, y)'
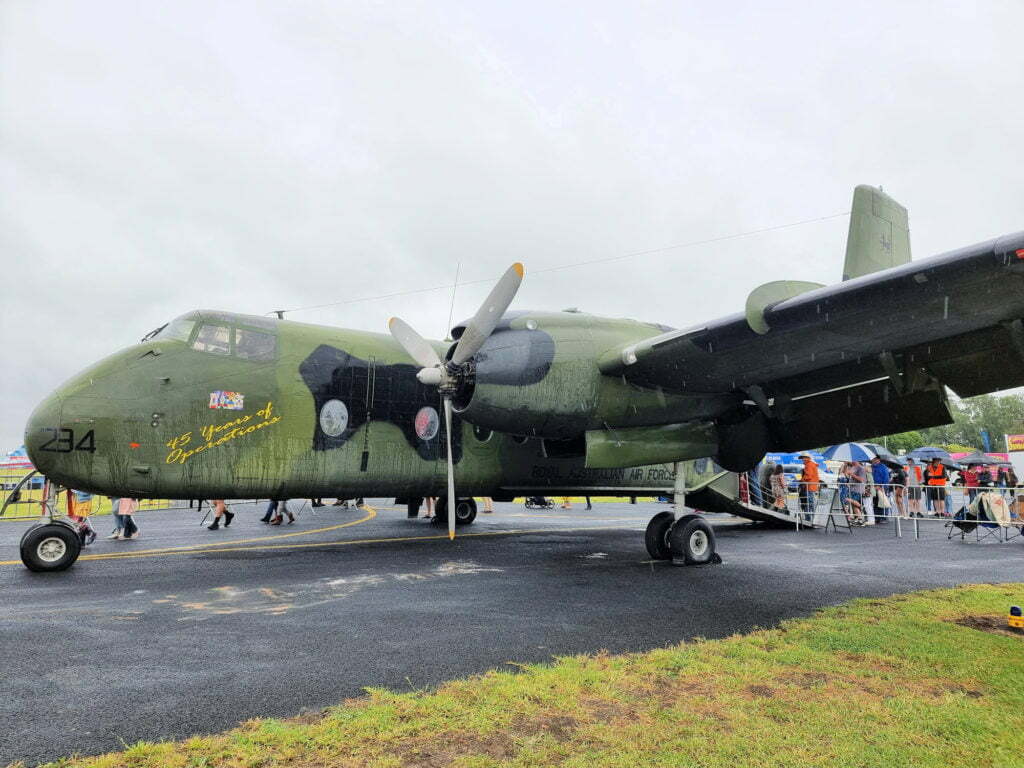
top-left (869, 456), bottom-right (892, 523)
top-left (958, 463), bottom-right (980, 503)
top-left (925, 457), bottom-right (949, 517)
top-left (838, 462), bottom-right (864, 524)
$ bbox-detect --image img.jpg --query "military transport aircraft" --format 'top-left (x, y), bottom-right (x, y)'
top-left (16, 185), bottom-right (1024, 573)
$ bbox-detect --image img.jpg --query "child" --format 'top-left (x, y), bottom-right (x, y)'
top-left (68, 490), bottom-right (97, 545)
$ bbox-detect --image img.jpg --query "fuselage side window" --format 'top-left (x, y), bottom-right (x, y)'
top-left (191, 324), bottom-right (232, 355)
top-left (234, 328), bottom-right (276, 362)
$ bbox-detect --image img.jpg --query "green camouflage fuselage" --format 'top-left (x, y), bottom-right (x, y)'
top-left (25, 310), bottom-right (727, 500)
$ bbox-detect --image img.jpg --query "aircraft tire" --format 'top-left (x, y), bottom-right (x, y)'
top-left (20, 523), bottom-right (82, 573)
top-left (434, 498), bottom-right (477, 526)
top-left (667, 515), bottom-right (716, 565)
top-left (644, 511), bottom-right (676, 560)
top-left (454, 498), bottom-right (477, 526)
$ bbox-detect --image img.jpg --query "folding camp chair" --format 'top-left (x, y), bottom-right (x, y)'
top-left (946, 505), bottom-right (978, 541)
top-left (981, 492), bottom-right (1024, 542)
top-left (947, 493), bottom-right (1003, 542)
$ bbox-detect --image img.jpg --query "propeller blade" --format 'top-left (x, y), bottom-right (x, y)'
top-left (450, 263), bottom-right (524, 365)
top-left (440, 397), bottom-right (456, 540)
top-left (438, 397), bottom-right (454, 540)
top-left (388, 317), bottom-right (442, 369)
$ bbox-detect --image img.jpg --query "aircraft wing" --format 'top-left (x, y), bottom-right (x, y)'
top-left (599, 230), bottom-right (1024, 457)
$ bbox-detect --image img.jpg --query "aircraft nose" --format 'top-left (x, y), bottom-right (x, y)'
top-left (24, 393), bottom-right (63, 477)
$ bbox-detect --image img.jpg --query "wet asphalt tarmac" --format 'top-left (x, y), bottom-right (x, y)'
top-left (3, 499), bottom-right (1024, 766)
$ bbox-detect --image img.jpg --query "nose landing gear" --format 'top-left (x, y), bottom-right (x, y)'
top-left (645, 512), bottom-right (721, 566)
top-left (20, 521), bottom-right (82, 572)
top-left (2, 472), bottom-right (85, 572)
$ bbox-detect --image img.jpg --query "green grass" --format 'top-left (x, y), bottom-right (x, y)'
top-left (14, 584), bottom-right (1024, 768)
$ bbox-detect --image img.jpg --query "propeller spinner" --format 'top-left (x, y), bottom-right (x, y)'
top-left (388, 262), bottom-right (525, 539)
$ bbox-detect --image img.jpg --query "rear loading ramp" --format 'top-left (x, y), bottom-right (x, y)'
top-left (684, 462), bottom-right (818, 527)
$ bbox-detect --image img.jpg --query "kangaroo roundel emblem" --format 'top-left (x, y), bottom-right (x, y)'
top-left (414, 406), bottom-right (440, 441)
top-left (319, 399), bottom-right (349, 437)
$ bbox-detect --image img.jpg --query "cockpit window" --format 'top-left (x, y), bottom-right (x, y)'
top-left (151, 318), bottom-right (196, 343)
top-left (191, 324), bottom-right (231, 355)
top-left (234, 328), bottom-right (276, 361)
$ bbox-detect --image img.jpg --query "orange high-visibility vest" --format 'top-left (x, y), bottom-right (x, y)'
top-left (926, 465), bottom-right (946, 486)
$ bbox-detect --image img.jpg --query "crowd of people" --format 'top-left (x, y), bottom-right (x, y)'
top-left (51, 457), bottom-right (1024, 546)
top-left (749, 453), bottom-right (1020, 526)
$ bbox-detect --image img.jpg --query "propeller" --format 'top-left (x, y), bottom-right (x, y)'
top-left (388, 263), bottom-right (525, 539)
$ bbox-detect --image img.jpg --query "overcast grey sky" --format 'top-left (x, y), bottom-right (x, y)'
top-left (2, 0), bottom-right (1022, 449)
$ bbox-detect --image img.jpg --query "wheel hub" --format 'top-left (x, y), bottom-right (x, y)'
top-left (689, 530), bottom-right (708, 557)
top-left (37, 537), bottom-right (67, 563)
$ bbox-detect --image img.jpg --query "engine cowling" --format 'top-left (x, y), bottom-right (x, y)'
top-left (451, 326), bottom-right (600, 438)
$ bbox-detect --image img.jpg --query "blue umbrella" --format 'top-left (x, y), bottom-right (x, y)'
top-left (822, 442), bottom-right (877, 462)
top-left (908, 446), bottom-right (960, 469)
top-left (907, 446), bottom-right (951, 461)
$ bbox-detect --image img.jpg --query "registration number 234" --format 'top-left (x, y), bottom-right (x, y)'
top-left (39, 427), bottom-right (96, 453)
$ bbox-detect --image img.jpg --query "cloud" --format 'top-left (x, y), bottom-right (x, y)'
top-left (2, 0), bottom-right (1022, 448)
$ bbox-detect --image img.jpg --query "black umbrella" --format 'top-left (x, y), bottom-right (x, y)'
top-left (958, 451), bottom-right (1012, 467)
top-left (863, 442), bottom-right (899, 461)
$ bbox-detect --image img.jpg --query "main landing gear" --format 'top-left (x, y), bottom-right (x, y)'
top-left (404, 497), bottom-right (477, 526)
top-left (434, 497), bottom-right (477, 526)
top-left (645, 511), bottom-right (721, 566)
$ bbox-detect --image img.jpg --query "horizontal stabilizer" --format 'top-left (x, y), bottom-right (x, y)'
top-left (745, 280), bottom-right (824, 335)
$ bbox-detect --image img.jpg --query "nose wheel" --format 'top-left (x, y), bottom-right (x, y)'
top-left (645, 512), bottom-right (721, 566)
top-left (20, 522), bottom-right (82, 572)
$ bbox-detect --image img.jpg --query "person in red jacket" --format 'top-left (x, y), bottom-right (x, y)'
top-left (958, 464), bottom-right (980, 503)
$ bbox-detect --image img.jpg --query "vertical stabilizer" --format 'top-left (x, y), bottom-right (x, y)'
top-left (842, 185), bottom-right (911, 281)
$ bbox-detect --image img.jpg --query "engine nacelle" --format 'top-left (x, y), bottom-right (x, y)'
top-left (450, 312), bottom-right (743, 444)
top-left (452, 326), bottom-right (599, 438)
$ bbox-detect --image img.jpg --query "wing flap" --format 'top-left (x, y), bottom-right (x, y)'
top-left (773, 378), bottom-right (952, 451)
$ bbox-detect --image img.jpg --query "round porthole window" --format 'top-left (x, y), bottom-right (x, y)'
top-left (473, 425), bottom-right (492, 443)
top-left (319, 399), bottom-right (349, 437)
top-left (414, 406), bottom-right (440, 441)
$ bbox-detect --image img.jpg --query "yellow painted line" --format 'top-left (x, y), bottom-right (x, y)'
top-left (1, 521), bottom-right (641, 565)
top-left (0, 508), bottom-right (377, 566)
top-left (501, 518), bottom-right (643, 524)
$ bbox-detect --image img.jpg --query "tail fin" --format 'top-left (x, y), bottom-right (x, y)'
top-left (842, 185), bottom-right (911, 281)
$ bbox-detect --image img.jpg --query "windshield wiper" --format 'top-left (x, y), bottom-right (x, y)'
top-left (140, 324), bottom-right (168, 343)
